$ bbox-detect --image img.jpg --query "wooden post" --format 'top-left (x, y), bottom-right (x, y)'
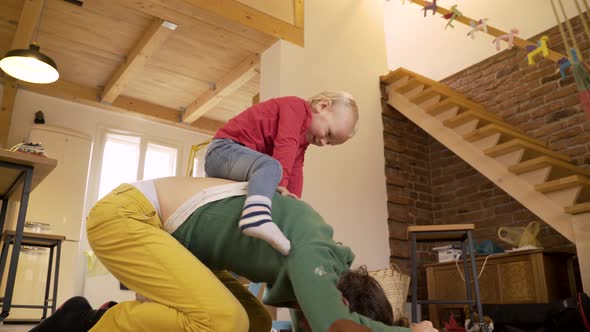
top-left (294, 0), bottom-right (304, 28)
top-left (573, 213), bottom-right (590, 291)
top-left (0, 80), bottom-right (18, 148)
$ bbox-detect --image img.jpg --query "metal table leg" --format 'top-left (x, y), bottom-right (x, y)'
top-left (52, 241), bottom-right (62, 313)
top-left (0, 199), bottom-right (7, 240)
top-left (411, 233), bottom-right (418, 323)
top-left (461, 237), bottom-right (474, 322)
top-left (0, 235), bottom-right (11, 289)
top-left (466, 231), bottom-right (484, 325)
top-left (42, 246), bottom-right (54, 319)
top-left (0, 166), bottom-right (33, 321)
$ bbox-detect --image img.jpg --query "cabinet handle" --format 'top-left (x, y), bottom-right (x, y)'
top-left (21, 246), bottom-right (47, 253)
top-left (24, 221), bottom-right (52, 230)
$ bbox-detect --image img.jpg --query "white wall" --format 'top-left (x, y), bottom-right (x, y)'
top-left (261, 0), bottom-right (391, 271)
top-left (385, 0), bottom-right (582, 80)
top-left (1, 84), bottom-right (211, 305)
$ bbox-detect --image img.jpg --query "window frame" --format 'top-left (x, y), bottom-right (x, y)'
top-left (87, 126), bottom-right (183, 206)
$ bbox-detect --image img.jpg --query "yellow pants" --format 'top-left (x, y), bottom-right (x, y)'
top-left (86, 184), bottom-right (249, 332)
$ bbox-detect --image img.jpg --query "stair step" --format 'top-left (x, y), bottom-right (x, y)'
top-left (535, 175), bottom-right (590, 193)
top-left (425, 98), bottom-right (488, 117)
top-left (509, 156), bottom-right (590, 179)
top-left (425, 99), bottom-right (467, 116)
top-left (381, 68), bottom-right (411, 85)
top-left (485, 139), bottom-right (569, 162)
top-left (565, 202), bottom-right (590, 214)
top-left (536, 175), bottom-right (590, 206)
top-left (464, 124), bottom-right (546, 147)
top-left (394, 78), bottom-right (426, 94)
top-left (444, 109), bottom-right (523, 133)
top-left (388, 75), bottom-right (410, 90)
top-left (383, 68), bottom-right (483, 111)
top-left (409, 87), bottom-right (440, 104)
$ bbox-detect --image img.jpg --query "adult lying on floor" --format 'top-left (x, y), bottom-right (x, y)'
top-left (31, 176), bottom-right (437, 332)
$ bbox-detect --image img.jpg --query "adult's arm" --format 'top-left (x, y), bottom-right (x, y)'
top-left (286, 245), bottom-right (411, 332)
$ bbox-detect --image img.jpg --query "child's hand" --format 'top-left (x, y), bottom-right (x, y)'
top-left (277, 186), bottom-right (300, 199)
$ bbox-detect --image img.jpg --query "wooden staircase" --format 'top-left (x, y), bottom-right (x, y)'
top-left (382, 68), bottom-right (590, 291)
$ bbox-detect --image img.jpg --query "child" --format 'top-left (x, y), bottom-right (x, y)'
top-left (204, 91), bottom-right (359, 255)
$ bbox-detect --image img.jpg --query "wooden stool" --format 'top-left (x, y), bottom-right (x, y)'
top-left (407, 224), bottom-right (483, 326)
top-left (0, 230), bottom-right (65, 321)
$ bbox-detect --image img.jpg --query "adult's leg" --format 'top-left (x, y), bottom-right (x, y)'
top-left (205, 139), bottom-right (290, 255)
top-left (213, 271), bottom-right (272, 332)
top-left (87, 184), bottom-right (248, 332)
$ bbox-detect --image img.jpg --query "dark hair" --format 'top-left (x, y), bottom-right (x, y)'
top-left (337, 266), bottom-right (394, 326)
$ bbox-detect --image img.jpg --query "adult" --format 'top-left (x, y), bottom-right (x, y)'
top-left (34, 177), bottom-right (436, 332)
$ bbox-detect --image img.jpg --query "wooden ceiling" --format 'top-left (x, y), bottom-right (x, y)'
top-left (0, 0), bottom-right (304, 140)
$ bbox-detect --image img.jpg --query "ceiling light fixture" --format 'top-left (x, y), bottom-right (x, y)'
top-left (0, 44), bottom-right (59, 84)
top-left (0, 0), bottom-right (59, 84)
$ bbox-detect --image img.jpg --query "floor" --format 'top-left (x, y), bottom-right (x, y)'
top-left (0, 324), bottom-right (35, 331)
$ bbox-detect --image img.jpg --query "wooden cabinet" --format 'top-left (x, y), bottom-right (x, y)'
top-left (425, 250), bottom-right (576, 326)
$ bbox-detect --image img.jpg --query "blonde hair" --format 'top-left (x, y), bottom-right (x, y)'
top-left (308, 91), bottom-right (359, 136)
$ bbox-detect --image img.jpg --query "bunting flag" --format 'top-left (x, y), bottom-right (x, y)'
top-left (526, 36), bottom-right (550, 65)
top-left (492, 28), bottom-right (519, 51)
top-left (467, 18), bottom-right (489, 39)
top-left (422, 0), bottom-right (437, 16)
top-left (442, 5), bottom-right (462, 29)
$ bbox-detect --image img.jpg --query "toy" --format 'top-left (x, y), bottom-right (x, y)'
top-left (422, 0), bottom-right (437, 16)
top-left (526, 36), bottom-right (550, 65)
top-left (467, 19), bottom-right (488, 39)
top-left (492, 28), bottom-right (519, 51)
top-left (442, 5), bottom-right (462, 29)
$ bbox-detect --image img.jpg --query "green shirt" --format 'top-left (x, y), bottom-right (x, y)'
top-left (172, 194), bottom-right (410, 332)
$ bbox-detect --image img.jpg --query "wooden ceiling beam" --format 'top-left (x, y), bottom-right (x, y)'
top-left (11, 0), bottom-right (44, 50)
top-left (116, 0), bottom-right (276, 53)
top-left (179, 0), bottom-right (303, 46)
top-left (0, 81), bottom-right (18, 148)
top-left (0, 74), bottom-right (223, 135)
top-left (101, 18), bottom-right (177, 104)
top-left (182, 53), bottom-right (260, 124)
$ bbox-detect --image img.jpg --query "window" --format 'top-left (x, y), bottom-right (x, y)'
top-left (97, 131), bottom-right (179, 200)
top-left (144, 142), bottom-right (177, 180)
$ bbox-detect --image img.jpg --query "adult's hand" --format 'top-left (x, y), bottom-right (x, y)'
top-left (410, 321), bottom-right (438, 332)
top-left (277, 186), bottom-right (300, 199)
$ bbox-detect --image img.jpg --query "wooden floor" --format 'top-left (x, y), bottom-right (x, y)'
top-left (0, 324), bottom-right (35, 331)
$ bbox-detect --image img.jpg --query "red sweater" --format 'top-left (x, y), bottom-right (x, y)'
top-left (214, 96), bottom-right (312, 197)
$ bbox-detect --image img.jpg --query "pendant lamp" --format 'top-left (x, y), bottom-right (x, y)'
top-left (0, 43), bottom-right (59, 84)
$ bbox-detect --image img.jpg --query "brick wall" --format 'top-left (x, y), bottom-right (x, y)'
top-left (381, 15), bottom-right (590, 320)
top-left (381, 94), bottom-right (437, 314)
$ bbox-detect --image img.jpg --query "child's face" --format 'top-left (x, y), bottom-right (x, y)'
top-left (306, 100), bottom-right (355, 147)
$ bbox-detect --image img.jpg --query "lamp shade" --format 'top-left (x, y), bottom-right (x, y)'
top-left (0, 44), bottom-right (59, 84)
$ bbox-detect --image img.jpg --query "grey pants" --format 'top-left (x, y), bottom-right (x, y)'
top-left (204, 138), bottom-right (282, 199)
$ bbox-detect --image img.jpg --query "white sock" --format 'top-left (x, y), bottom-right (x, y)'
top-left (239, 195), bottom-right (291, 255)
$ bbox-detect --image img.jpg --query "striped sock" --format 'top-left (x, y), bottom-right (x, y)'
top-left (239, 195), bottom-right (291, 255)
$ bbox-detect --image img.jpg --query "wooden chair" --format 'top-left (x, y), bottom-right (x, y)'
top-left (407, 224), bottom-right (484, 326)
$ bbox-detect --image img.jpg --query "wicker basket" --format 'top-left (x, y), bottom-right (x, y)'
top-left (369, 264), bottom-right (411, 320)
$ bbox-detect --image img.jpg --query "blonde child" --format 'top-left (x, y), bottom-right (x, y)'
top-left (204, 91), bottom-right (359, 255)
